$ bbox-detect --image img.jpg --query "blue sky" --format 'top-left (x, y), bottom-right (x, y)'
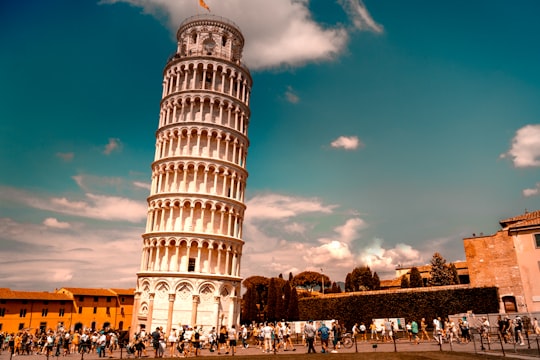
top-left (1, 0), bottom-right (539, 290)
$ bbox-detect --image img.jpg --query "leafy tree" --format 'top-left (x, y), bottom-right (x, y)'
top-left (266, 278), bottom-right (277, 320)
top-left (243, 276), bottom-right (270, 313)
top-left (409, 267), bottom-right (424, 288)
top-left (345, 273), bottom-right (353, 292)
top-left (351, 266), bottom-right (374, 291)
top-left (282, 281), bottom-right (292, 319)
top-left (275, 280), bottom-right (285, 320)
top-left (400, 275), bottom-right (410, 288)
top-left (288, 286), bottom-right (299, 321)
top-left (429, 252), bottom-right (453, 286)
top-left (293, 271), bottom-right (329, 292)
top-left (241, 285), bottom-right (258, 322)
top-left (372, 272), bottom-right (380, 290)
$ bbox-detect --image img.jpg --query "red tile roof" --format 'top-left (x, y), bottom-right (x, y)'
top-left (109, 288), bottom-right (135, 296)
top-left (500, 209), bottom-right (540, 227)
top-left (0, 288), bottom-right (72, 301)
top-left (57, 288), bottom-right (116, 297)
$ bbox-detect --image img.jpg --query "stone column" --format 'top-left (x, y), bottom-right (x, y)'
top-left (191, 295), bottom-right (200, 326)
top-left (147, 292), bottom-right (155, 332)
top-left (166, 293), bottom-right (176, 333)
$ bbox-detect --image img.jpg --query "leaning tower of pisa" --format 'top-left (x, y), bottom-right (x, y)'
top-left (132, 14), bottom-right (252, 334)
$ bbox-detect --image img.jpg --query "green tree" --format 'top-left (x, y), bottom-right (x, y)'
top-left (288, 286), bottom-right (299, 321)
top-left (266, 278), bottom-right (277, 321)
top-left (429, 252), bottom-right (453, 286)
top-left (293, 271), bottom-right (329, 292)
top-left (400, 275), bottom-right (410, 288)
top-left (241, 285), bottom-right (259, 322)
top-left (345, 273), bottom-right (353, 292)
top-left (351, 266), bottom-right (374, 290)
top-left (409, 267), bottom-right (424, 288)
top-left (372, 272), bottom-right (381, 290)
top-left (449, 263), bottom-right (460, 285)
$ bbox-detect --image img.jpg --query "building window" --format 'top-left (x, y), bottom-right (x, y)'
top-left (119, 321), bottom-right (124, 330)
top-left (42, 309), bottom-right (48, 317)
top-left (0, 308), bottom-right (5, 317)
top-left (43, 300), bottom-right (49, 305)
top-left (121, 297), bottom-right (125, 303)
top-left (18, 323), bottom-right (24, 330)
top-left (94, 296), bottom-right (99, 302)
top-left (21, 300), bottom-right (28, 305)
top-left (188, 258), bottom-right (196, 272)
top-left (19, 309), bottom-right (27, 317)
top-left (78, 307), bottom-right (83, 314)
top-left (93, 307), bottom-right (97, 314)
top-left (39, 322), bottom-right (47, 333)
top-left (0, 323), bottom-right (3, 331)
top-left (59, 308), bottom-right (65, 317)
top-left (79, 296), bottom-right (84, 302)
top-left (106, 297), bottom-right (111, 303)
top-left (502, 296), bottom-right (517, 312)
top-left (535, 233), bottom-right (540, 248)
top-left (106, 307), bottom-right (110, 315)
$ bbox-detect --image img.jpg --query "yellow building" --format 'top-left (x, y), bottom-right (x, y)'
top-left (0, 288), bottom-right (73, 334)
top-left (0, 287), bottom-right (134, 334)
top-left (56, 287), bottom-right (135, 332)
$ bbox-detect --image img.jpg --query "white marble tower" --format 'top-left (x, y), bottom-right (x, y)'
top-left (132, 14), bottom-right (252, 334)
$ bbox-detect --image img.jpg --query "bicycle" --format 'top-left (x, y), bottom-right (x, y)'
top-left (340, 333), bottom-right (354, 349)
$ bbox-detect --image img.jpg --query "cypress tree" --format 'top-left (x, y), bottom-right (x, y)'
top-left (409, 267), bottom-right (424, 288)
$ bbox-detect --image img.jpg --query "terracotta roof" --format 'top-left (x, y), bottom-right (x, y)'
top-left (0, 288), bottom-right (72, 301)
top-left (57, 288), bottom-right (116, 297)
top-left (500, 209), bottom-right (540, 227)
top-left (507, 216), bottom-right (540, 230)
top-left (109, 288), bottom-right (135, 296)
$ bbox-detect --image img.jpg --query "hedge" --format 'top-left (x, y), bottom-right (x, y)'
top-left (299, 286), bottom-right (499, 330)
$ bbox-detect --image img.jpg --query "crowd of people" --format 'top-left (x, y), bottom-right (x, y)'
top-left (2, 315), bottom-right (539, 357)
top-left (0, 327), bottom-right (123, 357)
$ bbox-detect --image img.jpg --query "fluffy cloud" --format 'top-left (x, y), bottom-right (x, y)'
top-left (0, 218), bottom-right (141, 290)
top-left (338, 0), bottom-right (384, 33)
top-left (285, 86), bottom-right (300, 104)
top-left (56, 152), bottom-right (74, 162)
top-left (103, 138), bottom-right (122, 155)
top-left (501, 124), bottom-right (540, 167)
top-left (523, 183), bottom-right (540, 197)
top-left (331, 135), bottom-right (363, 150)
top-left (100, 0), bottom-right (382, 69)
top-left (245, 193), bottom-right (336, 220)
top-left (0, 185), bottom-right (146, 223)
top-left (43, 217), bottom-right (71, 229)
top-left (241, 192), bottom-right (425, 282)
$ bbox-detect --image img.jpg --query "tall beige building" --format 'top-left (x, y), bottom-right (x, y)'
top-left (132, 14), bottom-right (252, 334)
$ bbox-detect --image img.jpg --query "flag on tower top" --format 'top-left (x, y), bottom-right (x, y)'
top-left (199, 0), bottom-right (210, 11)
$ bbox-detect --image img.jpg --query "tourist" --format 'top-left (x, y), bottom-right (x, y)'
top-left (317, 321), bottom-right (330, 353)
top-left (370, 320), bottom-right (379, 341)
top-left (514, 315), bottom-right (525, 345)
top-left (303, 320), bottom-right (316, 354)
top-left (411, 320), bottom-right (419, 344)
top-left (420, 318), bottom-right (429, 341)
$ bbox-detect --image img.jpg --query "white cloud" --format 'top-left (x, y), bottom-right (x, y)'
top-left (133, 181), bottom-right (152, 190)
top-left (56, 152), bottom-right (74, 162)
top-left (100, 0), bottom-right (382, 69)
top-left (0, 218), bottom-right (141, 290)
top-left (523, 183), bottom-right (540, 197)
top-left (338, 0), bottom-right (384, 33)
top-left (103, 138), bottom-right (122, 155)
top-left (330, 135), bottom-right (363, 150)
top-left (241, 191), bottom-right (427, 282)
top-left (501, 124), bottom-right (540, 167)
top-left (285, 86), bottom-right (300, 104)
top-left (43, 217), bottom-right (71, 229)
top-left (245, 193), bottom-right (336, 220)
top-left (0, 186), bottom-right (146, 223)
